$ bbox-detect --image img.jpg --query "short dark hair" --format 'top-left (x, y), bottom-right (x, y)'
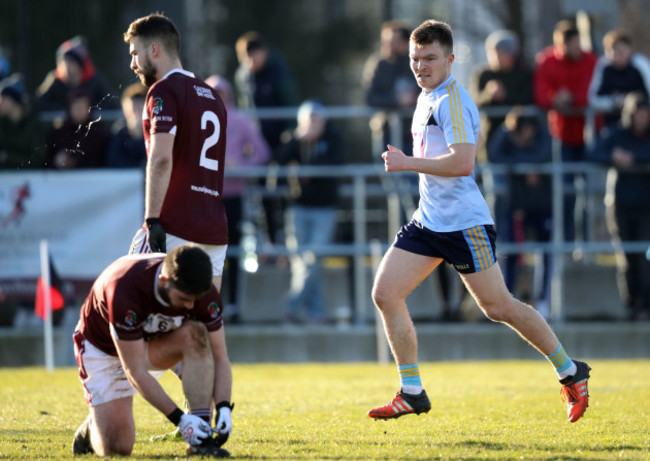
top-left (554, 19), bottom-right (579, 44)
top-left (382, 20), bottom-right (411, 42)
top-left (236, 31), bottom-right (267, 56)
top-left (123, 13), bottom-right (180, 57)
top-left (410, 20), bottom-right (453, 55)
top-left (505, 106), bottom-right (540, 134)
top-left (121, 82), bottom-right (147, 103)
top-left (603, 29), bottom-right (632, 51)
top-left (163, 245), bottom-right (213, 295)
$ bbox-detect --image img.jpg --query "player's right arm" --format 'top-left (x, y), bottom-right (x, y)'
top-left (113, 337), bottom-right (178, 415)
top-left (382, 143), bottom-right (475, 177)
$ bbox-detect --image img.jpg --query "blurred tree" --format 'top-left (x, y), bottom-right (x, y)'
top-left (619, 0), bottom-right (650, 58)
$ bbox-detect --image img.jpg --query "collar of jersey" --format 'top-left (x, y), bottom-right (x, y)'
top-left (153, 264), bottom-right (170, 307)
top-left (429, 74), bottom-right (455, 96)
top-left (161, 68), bottom-right (196, 80)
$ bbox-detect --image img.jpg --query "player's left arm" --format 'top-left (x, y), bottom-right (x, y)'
top-left (208, 326), bottom-right (233, 439)
top-left (382, 142), bottom-right (476, 177)
top-left (208, 327), bottom-right (232, 405)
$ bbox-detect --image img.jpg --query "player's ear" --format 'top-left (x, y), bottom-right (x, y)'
top-left (150, 41), bottom-right (160, 58)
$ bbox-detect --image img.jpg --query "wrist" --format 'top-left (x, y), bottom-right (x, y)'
top-left (216, 401), bottom-right (233, 410)
top-left (166, 407), bottom-right (184, 426)
top-left (145, 217), bottom-right (161, 227)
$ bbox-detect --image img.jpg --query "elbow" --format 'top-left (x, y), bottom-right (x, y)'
top-left (457, 157), bottom-right (475, 176)
top-left (458, 166), bottom-right (474, 177)
top-left (123, 368), bottom-right (138, 387)
top-left (149, 155), bottom-right (172, 172)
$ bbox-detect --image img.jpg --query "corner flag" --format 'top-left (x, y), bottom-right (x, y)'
top-left (35, 257), bottom-right (65, 319)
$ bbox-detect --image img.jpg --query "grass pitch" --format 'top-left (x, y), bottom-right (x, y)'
top-left (1, 360), bottom-right (649, 460)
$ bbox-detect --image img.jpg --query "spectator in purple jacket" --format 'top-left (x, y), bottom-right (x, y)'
top-left (206, 74), bottom-right (271, 323)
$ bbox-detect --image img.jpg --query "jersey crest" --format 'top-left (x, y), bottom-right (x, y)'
top-left (125, 310), bottom-right (138, 327)
top-left (152, 97), bottom-right (164, 115)
top-left (207, 301), bottom-right (221, 319)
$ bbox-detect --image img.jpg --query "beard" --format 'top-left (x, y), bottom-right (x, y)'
top-left (136, 56), bottom-right (158, 87)
top-left (158, 284), bottom-right (172, 305)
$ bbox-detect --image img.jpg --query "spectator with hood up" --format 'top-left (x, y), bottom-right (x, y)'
top-left (34, 36), bottom-right (119, 113)
top-left (0, 74), bottom-right (46, 169)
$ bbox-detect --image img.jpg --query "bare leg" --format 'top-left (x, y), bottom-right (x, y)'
top-left (461, 263), bottom-right (560, 355)
top-left (89, 397), bottom-right (135, 456)
top-left (148, 321), bottom-right (215, 411)
top-left (372, 247), bottom-right (442, 365)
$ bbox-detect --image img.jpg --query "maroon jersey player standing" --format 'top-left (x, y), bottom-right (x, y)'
top-left (124, 12), bottom-right (229, 293)
top-left (71, 244), bottom-right (233, 457)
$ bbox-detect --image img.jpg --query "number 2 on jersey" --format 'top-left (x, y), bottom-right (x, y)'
top-left (200, 110), bottom-right (220, 171)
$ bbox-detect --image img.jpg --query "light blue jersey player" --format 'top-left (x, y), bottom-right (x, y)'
top-left (411, 74), bottom-right (493, 233)
top-left (368, 19), bottom-right (591, 424)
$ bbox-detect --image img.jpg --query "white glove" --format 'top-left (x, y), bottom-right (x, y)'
top-left (177, 414), bottom-right (211, 446)
top-left (215, 406), bottom-right (232, 436)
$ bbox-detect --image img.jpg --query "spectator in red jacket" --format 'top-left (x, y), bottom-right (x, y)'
top-left (533, 19), bottom-right (597, 241)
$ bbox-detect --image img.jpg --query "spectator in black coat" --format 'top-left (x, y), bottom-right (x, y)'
top-left (277, 101), bottom-right (344, 323)
top-left (0, 74), bottom-right (46, 169)
top-left (590, 92), bottom-right (650, 320)
top-left (589, 30), bottom-right (650, 130)
top-left (363, 20), bottom-right (419, 156)
top-left (234, 31), bottom-right (299, 245)
top-left (106, 83), bottom-right (147, 168)
top-left (45, 88), bottom-right (112, 169)
top-left (488, 107), bottom-right (553, 319)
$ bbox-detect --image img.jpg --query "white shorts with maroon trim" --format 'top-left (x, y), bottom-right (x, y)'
top-left (128, 228), bottom-right (227, 276)
top-left (73, 330), bottom-right (181, 407)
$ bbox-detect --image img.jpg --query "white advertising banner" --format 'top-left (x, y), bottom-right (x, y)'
top-left (0, 170), bottom-right (143, 279)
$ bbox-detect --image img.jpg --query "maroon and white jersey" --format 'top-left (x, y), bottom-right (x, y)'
top-left (77, 253), bottom-right (223, 356)
top-left (144, 69), bottom-right (228, 244)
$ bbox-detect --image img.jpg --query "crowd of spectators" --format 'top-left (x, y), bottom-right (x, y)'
top-left (1, 16), bottom-right (649, 322)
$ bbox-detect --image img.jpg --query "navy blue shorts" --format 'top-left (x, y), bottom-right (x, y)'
top-left (393, 220), bottom-right (497, 273)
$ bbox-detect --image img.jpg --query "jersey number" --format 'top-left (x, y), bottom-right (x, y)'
top-left (200, 111), bottom-right (221, 171)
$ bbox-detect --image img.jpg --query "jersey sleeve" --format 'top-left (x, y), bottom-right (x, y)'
top-left (437, 89), bottom-right (477, 146)
top-left (107, 282), bottom-right (145, 341)
top-left (191, 286), bottom-right (223, 332)
top-left (146, 81), bottom-right (179, 135)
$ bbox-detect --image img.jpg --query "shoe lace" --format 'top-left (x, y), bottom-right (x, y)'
top-left (560, 384), bottom-right (579, 403)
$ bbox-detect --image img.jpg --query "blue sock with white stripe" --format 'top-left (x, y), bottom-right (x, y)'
top-left (546, 344), bottom-right (577, 380)
top-left (398, 363), bottom-right (423, 394)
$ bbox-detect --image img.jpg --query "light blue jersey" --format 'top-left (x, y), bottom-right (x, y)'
top-left (411, 75), bottom-right (493, 232)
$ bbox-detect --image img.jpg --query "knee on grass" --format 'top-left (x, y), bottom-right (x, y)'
top-left (94, 433), bottom-right (134, 457)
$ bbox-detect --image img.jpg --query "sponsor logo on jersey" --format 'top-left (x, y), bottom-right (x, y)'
top-left (143, 313), bottom-right (183, 333)
top-left (191, 184), bottom-right (220, 197)
top-left (125, 310), bottom-right (138, 326)
top-left (194, 85), bottom-right (216, 100)
top-left (152, 97), bottom-right (164, 115)
top-left (207, 301), bottom-right (221, 319)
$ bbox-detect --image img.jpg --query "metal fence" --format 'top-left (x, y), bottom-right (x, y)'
top-left (36, 105), bottom-right (650, 322)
